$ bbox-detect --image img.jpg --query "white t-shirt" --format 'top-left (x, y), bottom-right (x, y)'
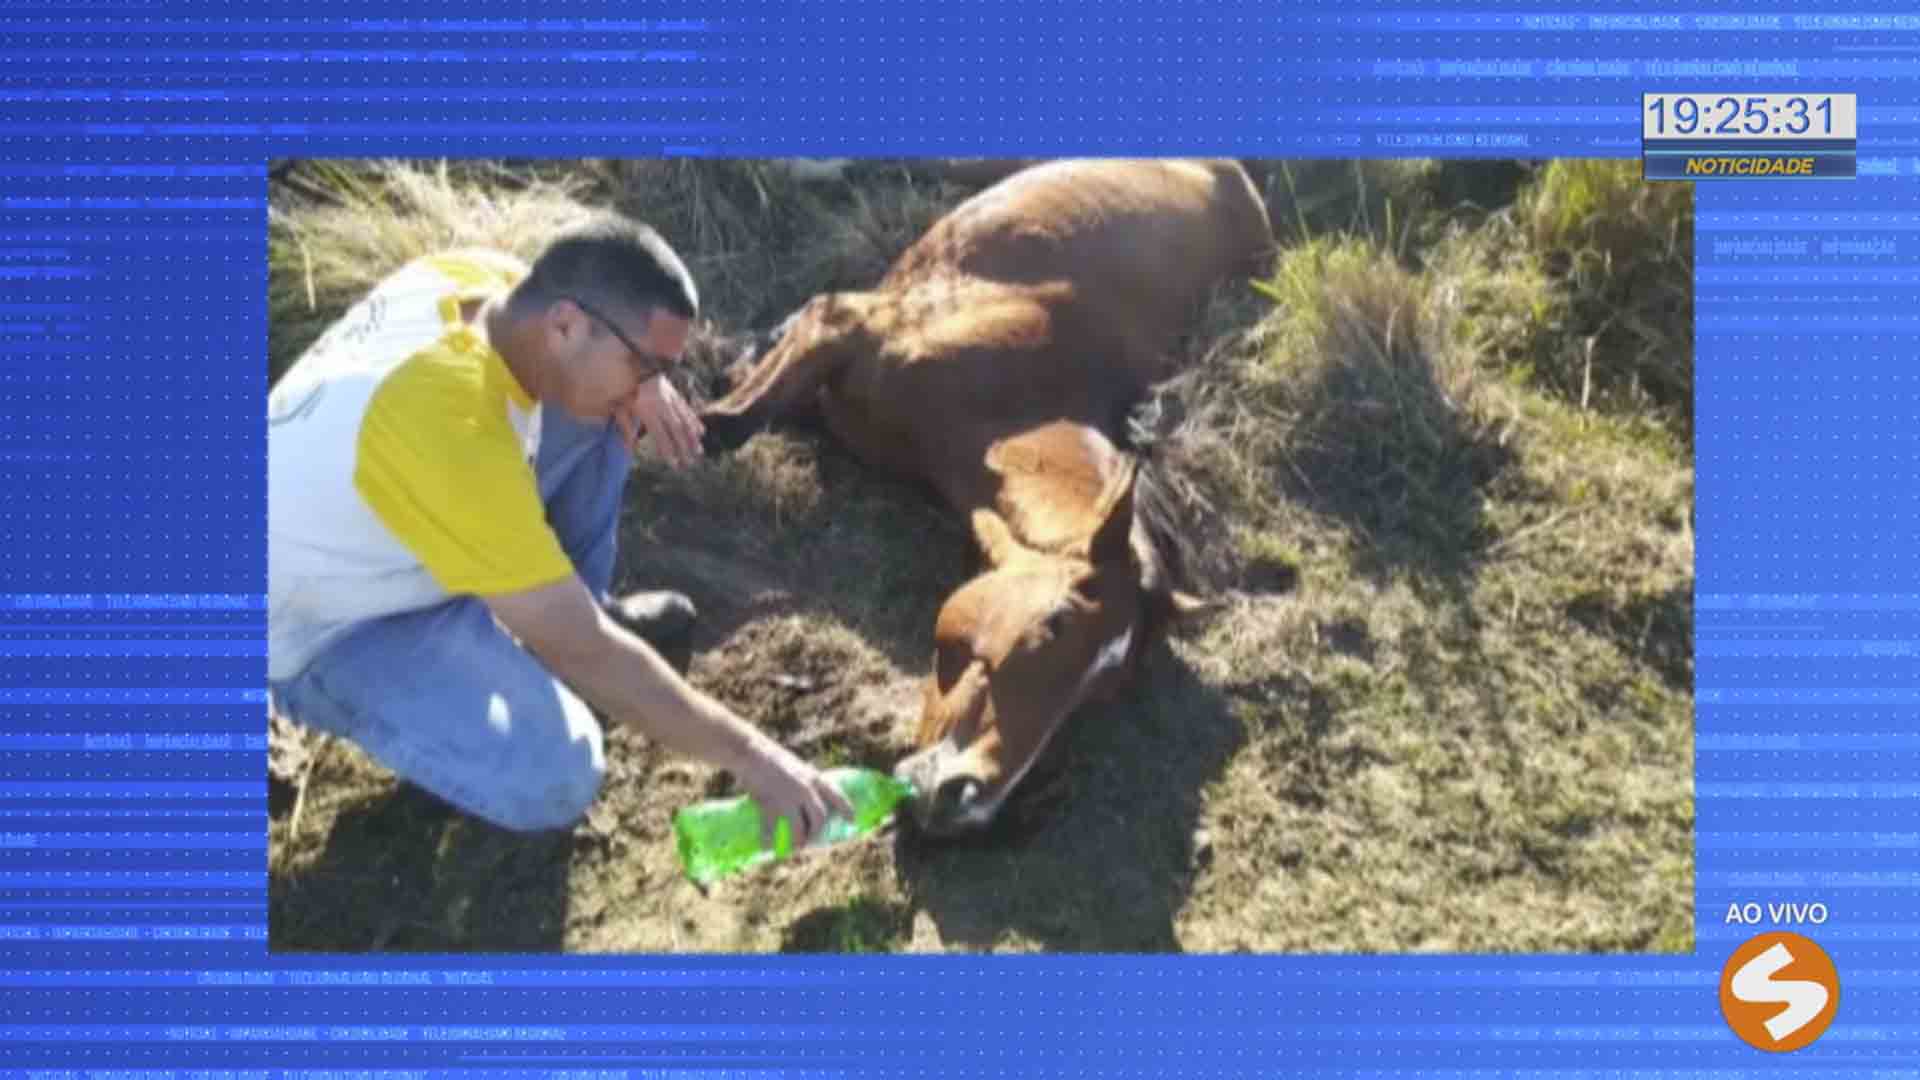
top-left (267, 250), bottom-right (575, 681)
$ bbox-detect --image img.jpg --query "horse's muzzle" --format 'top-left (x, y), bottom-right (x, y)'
top-left (893, 745), bottom-right (993, 837)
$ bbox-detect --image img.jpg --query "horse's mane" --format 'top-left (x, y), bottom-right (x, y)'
top-left (1116, 390), bottom-right (1198, 597)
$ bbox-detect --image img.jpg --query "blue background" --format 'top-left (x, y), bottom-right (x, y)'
top-left (2, 1), bottom-right (1913, 1076)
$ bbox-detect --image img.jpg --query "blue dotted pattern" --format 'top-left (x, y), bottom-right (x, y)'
top-left (0, 0), bottom-right (1915, 1075)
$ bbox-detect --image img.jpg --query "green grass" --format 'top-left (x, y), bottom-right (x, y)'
top-left (779, 895), bottom-right (915, 953)
top-left (1153, 158), bottom-right (1693, 952)
top-left (1427, 159), bottom-right (1695, 440)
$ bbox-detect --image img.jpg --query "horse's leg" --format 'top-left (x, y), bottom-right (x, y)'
top-left (699, 293), bottom-right (872, 455)
top-left (699, 337), bottom-right (845, 455)
top-left (686, 323), bottom-right (781, 402)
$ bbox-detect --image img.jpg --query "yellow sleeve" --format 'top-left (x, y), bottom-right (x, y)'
top-left (352, 345), bottom-right (575, 597)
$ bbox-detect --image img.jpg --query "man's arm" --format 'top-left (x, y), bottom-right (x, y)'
top-left (482, 574), bottom-right (853, 846)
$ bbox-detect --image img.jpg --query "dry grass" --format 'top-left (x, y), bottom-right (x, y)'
top-left (268, 160), bottom-right (598, 386)
top-left (267, 157), bottom-right (1693, 955)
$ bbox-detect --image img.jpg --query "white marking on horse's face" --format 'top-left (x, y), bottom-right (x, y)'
top-left (1081, 622), bottom-right (1135, 693)
top-left (950, 620), bottom-right (1136, 831)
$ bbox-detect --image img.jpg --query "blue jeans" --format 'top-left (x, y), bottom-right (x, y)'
top-left (269, 406), bottom-right (632, 833)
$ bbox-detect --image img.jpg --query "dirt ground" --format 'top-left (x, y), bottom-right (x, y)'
top-left (266, 158), bottom-right (1694, 954)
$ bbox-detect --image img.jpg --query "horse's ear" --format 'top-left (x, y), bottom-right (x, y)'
top-left (1080, 458), bottom-right (1139, 565)
top-left (970, 509), bottom-right (1021, 568)
top-left (920, 656), bottom-right (990, 746)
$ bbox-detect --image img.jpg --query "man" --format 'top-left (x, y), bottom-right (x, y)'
top-left (267, 210), bottom-right (852, 844)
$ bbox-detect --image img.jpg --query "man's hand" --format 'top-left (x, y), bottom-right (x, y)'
top-left (482, 575), bottom-right (853, 848)
top-left (730, 735), bottom-right (858, 850)
top-left (615, 375), bottom-right (705, 469)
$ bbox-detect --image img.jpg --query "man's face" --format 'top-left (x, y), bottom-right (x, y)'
top-left (550, 298), bottom-right (691, 420)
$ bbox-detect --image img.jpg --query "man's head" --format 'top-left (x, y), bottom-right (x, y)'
top-left (503, 212), bottom-right (699, 420)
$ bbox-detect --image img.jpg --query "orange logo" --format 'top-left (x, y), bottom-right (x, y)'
top-left (1719, 931), bottom-right (1840, 1052)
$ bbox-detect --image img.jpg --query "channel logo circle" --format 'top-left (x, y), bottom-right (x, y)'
top-left (1718, 931), bottom-right (1840, 1052)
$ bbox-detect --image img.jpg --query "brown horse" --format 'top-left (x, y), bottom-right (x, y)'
top-left (699, 158), bottom-right (1274, 836)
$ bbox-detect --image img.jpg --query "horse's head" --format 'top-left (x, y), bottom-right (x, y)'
top-left (893, 454), bottom-right (1214, 836)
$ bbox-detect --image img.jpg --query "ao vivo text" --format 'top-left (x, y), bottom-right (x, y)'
top-left (1725, 901), bottom-right (1830, 925)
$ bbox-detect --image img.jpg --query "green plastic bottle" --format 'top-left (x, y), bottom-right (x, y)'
top-left (672, 766), bottom-right (918, 885)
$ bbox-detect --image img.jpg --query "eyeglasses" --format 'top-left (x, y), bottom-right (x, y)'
top-left (566, 295), bottom-right (674, 383)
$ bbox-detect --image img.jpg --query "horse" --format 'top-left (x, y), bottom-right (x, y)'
top-left (698, 158), bottom-right (1275, 837)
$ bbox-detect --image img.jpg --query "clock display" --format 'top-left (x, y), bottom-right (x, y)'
top-left (1642, 94), bottom-right (1856, 141)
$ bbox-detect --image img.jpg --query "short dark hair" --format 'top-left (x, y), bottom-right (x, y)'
top-left (511, 211), bottom-right (698, 327)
